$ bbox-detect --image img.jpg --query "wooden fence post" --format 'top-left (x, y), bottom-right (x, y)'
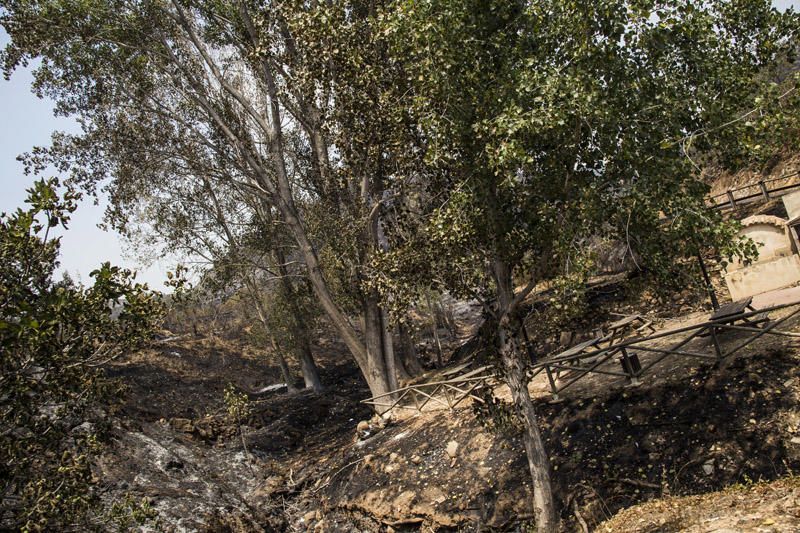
top-left (759, 180), bottom-right (770, 201)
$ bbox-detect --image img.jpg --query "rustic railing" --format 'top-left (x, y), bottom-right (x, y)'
top-left (708, 170), bottom-right (800, 211)
top-left (363, 299), bottom-right (800, 411)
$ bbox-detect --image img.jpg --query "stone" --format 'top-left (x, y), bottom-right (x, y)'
top-left (702, 459), bottom-right (715, 476)
top-left (171, 418), bottom-right (193, 433)
top-left (789, 437), bottom-right (800, 445)
top-left (445, 440), bottom-right (459, 459)
top-left (411, 455), bottom-right (422, 464)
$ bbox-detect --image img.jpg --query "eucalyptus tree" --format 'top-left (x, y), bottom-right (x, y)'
top-left (0, 0), bottom-right (420, 402)
top-left (374, 0), bottom-right (799, 529)
top-left (107, 132), bottom-right (325, 391)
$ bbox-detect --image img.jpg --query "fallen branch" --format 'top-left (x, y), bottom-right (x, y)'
top-left (311, 458), bottom-right (365, 494)
top-left (614, 477), bottom-right (662, 490)
top-left (573, 500), bottom-right (589, 533)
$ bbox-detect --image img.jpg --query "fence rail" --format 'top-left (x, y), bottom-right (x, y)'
top-left (530, 299), bottom-right (800, 400)
top-left (709, 170), bottom-right (800, 211)
top-left (363, 299), bottom-right (800, 411)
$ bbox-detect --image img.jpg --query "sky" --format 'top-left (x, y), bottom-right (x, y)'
top-left (0, 30), bottom-right (173, 290)
top-left (0, 1), bottom-right (798, 291)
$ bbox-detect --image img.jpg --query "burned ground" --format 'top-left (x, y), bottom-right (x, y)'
top-left (95, 301), bottom-right (800, 531)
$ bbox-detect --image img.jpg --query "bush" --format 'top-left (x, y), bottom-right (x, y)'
top-left (0, 179), bottom-right (163, 531)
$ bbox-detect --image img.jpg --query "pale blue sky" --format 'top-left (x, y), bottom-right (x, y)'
top-left (0, 1), bottom-right (798, 290)
top-left (0, 29), bottom-right (171, 289)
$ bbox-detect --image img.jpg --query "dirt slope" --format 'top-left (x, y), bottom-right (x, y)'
top-left (97, 303), bottom-right (800, 531)
top-left (598, 476), bottom-right (800, 532)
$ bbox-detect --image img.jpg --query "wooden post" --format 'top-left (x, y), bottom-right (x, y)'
top-left (726, 190), bottom-right (736, 209)
top-left (709, 326), bottom-right (723, 361)
top-left (544, 366), bottom-right (560, 402)
top-left (759, 180), bottom-right (770, 201)
top-left (620, 348), bottom-right (641, 385)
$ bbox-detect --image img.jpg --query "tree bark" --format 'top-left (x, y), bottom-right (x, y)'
top-left (493, 259), bottom-right (558, 532)
top-left (363, 295), bottom-right (395, 410)
top-left (398, 323), bottom-right (424, 377)
top-left (297, 336), bottom-right (323, 392)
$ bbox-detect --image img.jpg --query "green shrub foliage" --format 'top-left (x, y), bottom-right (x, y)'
top-left (0, 179), bottom-right (163, 531)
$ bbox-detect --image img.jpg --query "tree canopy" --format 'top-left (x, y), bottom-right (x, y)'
top-left (2, 0), bottom-right (799, 530)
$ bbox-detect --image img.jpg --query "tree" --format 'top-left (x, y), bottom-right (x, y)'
top-left (373, 1), bottom-right (799, 530)
top-left (0, 179), bottom-right (162, 530)
top-left (115, 152), bottom-right (325, 391)
top-left (0, 0), bottom-right (420, 404)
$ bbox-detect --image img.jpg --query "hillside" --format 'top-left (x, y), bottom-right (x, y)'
top-left (94, 287), bottom-right (800, 532)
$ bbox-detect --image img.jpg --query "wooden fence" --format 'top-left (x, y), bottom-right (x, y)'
top-left (708, 170), bottom-right (800, 211)
top-left (363, 299), bottom-right (800, 411)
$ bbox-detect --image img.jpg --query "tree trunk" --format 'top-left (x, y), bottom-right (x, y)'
top-left (498, 321), bottom-right (557, 532)
top-left (380, 309), bottom-right (400, 392)
top-left (257, 52), bottom-right (371, 374)
top-left (250, 286), bottom-right (300, 393)
top-left (426, 293), bottom-right (444, 367)
top-left (298, 336), bottom-right (323, 392)
top-left (271, 337), bottom-right (299, 394)
top-left (398, 323), bottom-right (424, 377)
top-left (273, 246), bottom-right (323, 392)
top-left (493, 259), bottom-right (558, 532)
top-left (363, 295), bottom-right (395, 410)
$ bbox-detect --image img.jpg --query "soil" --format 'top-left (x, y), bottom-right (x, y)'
top-left (96, 289), bottom-right (800, 531)
top-left (598, 476), bottom-right (800, 532)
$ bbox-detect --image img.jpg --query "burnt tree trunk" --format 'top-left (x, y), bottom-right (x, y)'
top-left (271, 337), bottom-right (299, 393)
top-left (493, 259), bottom-right (558, 532)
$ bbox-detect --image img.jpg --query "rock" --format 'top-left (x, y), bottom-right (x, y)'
top-left (790, 437), bottom-right (800, 445)
top-left (171, 418), bottom-right (194, 433)
top-left (641, 430), bottom-right (667, 453)
top-left (411, 455), bottom-right (422, 464)
top-left (445, 440), bottom-right (459, 459)
top-left (71, 421), bottom-right (95, 435)
top-left (702, 459), bottom-right (715, 475)
top-left (370, 414), bottom-right (388, 429)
